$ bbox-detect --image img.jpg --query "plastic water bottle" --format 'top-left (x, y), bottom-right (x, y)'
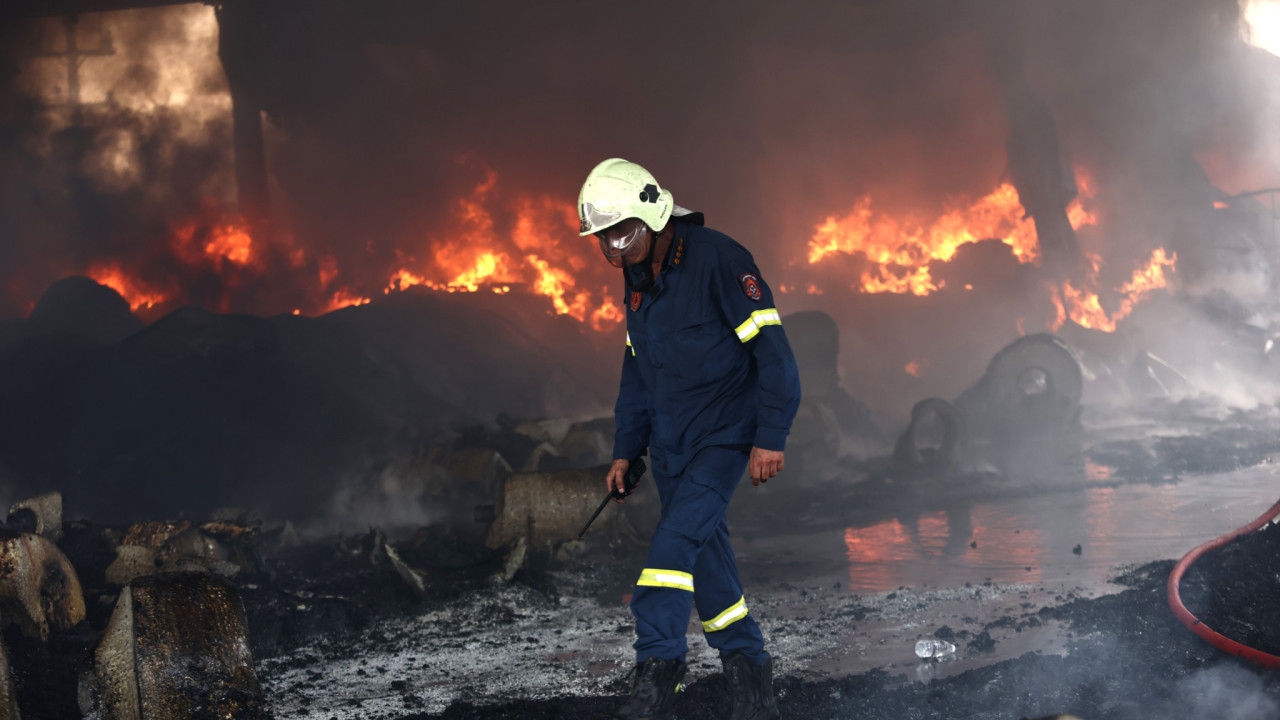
top-left (914, 639), bottom-right (957, 659)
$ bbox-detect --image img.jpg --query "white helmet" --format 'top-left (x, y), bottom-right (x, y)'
top-left (578, 158), bottom-right (674, 237)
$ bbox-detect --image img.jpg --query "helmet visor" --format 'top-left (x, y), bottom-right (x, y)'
top-left (596, 218), bottom-right (650, 269)
top-left (579, 202), bottom-right (622, 236)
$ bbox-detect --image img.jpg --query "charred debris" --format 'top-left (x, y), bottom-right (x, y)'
top-left (4, 402), bottom-right (1280, 719)
top-left (1, 285), bottom-right (1279, 717)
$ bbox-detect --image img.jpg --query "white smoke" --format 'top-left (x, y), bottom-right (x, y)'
top-left (1159, 664), bottom-right (1280, 720)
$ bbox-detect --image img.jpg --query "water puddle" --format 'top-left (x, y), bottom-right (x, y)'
top-left (737, 463), bottom-right (1280, 594)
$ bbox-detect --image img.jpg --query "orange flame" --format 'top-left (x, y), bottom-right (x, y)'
top-left (809, 168), bottom-right (1097, 295)
top-left (1052, 248), bottom-right (1177, 332)
top-left (1059, 280), bottom-right (1116, 332)
top-left (385, 165), bottom-right (621, 330)
top-left (434, 251), bottom-right (516, 293)
top-left (527, 254), bottom-right (591, 319)
top-left (324, 287), bottom-right (371, 313)
top-left (56, 147), bottom-right (629, 322)
top-left (203, 222), bottom-right (255, 266)
top-left (386, 268), bottom-right (426, 294)
top-left (904, 361), bottom-right (923, 377)
top-left (590, 291), bottom-right (625, 332)
top-left (1067, 167), bottom-right (1100, 230)
top-left (173, 218), bottom-right (257, 268)
top-left (1112, 247), bottom-right (1177, 320)
top-left (88, 261), bottom-right (169, 311)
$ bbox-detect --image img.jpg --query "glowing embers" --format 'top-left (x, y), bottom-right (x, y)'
top-left (384, 168), bottom-right (621, 331)
top-left (808, 170), bottom-right (1097, 296)
top-left (1051, 248), bottom-right (1177, 333)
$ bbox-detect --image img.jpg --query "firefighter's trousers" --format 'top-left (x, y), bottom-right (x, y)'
top-left (630, 444), bottom-right (767, 665)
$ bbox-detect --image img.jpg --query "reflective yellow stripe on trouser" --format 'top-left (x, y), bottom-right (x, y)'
top-left (637, 568), bottom-right (695, 592)
top-left (702, 595), bottom-right (749, 632)
top-left (734, 308), bottom-right (781, 343)
top-left (626, 331), bottom-right (635, 356)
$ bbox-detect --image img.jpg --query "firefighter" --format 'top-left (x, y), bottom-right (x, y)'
top-left (579, 158), bottom-right (802, 720)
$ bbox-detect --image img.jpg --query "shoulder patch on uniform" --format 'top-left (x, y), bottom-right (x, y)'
top-left (630, 291), bottom-right (643, 312)
top-left (738, 273), bottom-right (762, 302)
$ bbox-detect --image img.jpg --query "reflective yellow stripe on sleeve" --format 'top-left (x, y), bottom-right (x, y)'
top-left (734, 308), bottom-right (782, 343)
top-left (637, 568), bottom-right (695, 592)
top-left (626, 331), bottom-right (635, 356)
top-left (701, 596), bottom-right (749, 632)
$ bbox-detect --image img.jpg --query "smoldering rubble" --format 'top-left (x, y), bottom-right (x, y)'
top-left (5, 405), bottom-right (1280, 719)
top-left (0, 1), bottom-right (1279, 717)
top-left (1, 284), bottom-right (1279, 718)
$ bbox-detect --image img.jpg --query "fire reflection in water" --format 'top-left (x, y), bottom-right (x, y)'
top-left (835, 481), bottom-right (1203, 593)
top-left (842, 504), bottom-right (1046, 591)
top-left (843, 519), bottom-right (915, 591)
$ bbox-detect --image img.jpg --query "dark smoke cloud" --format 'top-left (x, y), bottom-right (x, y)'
top-left (0, 6), bottom-right (235, 316)
top-left (1, 0), bottom-right (1277, 420)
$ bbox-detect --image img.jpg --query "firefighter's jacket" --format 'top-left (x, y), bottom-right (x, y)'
top-left (613, 219), bottom-right (802, 477)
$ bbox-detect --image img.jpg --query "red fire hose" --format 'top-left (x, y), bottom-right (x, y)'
top-left (1167, 495), bottom-right (1280, 669)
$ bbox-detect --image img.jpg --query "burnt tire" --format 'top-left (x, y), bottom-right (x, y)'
top-left (893, 397), bottom-right (962, 475)
top-left (956, 333), bottom-right (1083, 440)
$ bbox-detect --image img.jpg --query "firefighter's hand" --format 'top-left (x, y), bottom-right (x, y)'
top-left (606, 459), bottom-right (631, 504)
top-left (749, 447), bottom-right (784, 485)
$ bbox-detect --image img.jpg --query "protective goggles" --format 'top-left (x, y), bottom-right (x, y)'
top-left (595, 217), bottom-right (651, 268)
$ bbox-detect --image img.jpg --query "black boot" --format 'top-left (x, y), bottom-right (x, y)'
top-left (615, 657), bottom-right (687, 720)
top-left (722, 652), bottom-right (780, 720)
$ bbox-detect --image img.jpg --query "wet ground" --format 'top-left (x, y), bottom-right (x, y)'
top-left (252, 400), bottom-right (1280, 720)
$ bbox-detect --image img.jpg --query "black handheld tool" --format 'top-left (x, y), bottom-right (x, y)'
top-left (578, 457), bottom-right (647, 539)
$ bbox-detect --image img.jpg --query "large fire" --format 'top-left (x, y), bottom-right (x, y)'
top-left (807, 170), bottom-right (1097, 295)
top-left (17, 3), bottom-right (1182, 340)
top-left (11, 2), bottom-right (1184, 343)
top-left (84, 215), bottom-right (266, 314)
top-left (67, 159), bottom-right (615, 325)
top-left (15, 5), bottom-right (623, 330)
top-left (80, 160), bottom-right (1169, 335)
top-left (805, 166), bottom-right (1175, 334)
top-left (382, 168), bottom-right (619, 331)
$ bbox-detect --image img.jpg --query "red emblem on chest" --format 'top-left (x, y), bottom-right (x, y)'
top-left (738, 273), bottom-right (762, 302)
top-left (630, 291), bottom-right (643, 312)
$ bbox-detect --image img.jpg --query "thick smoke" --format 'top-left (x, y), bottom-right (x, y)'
top-left (0, 0), bottom-right (1277, 424)
top-left (0, 6), bottom-right (236, 315)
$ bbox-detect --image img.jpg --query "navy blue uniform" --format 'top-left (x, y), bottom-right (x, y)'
top-left (614, 218), bottom-right (801, 665)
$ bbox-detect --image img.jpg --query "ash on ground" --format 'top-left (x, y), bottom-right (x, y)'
top-left (7, 400), bottom-right (1280, 719)
top-left (244, 404), bottom-right (1280, 720)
